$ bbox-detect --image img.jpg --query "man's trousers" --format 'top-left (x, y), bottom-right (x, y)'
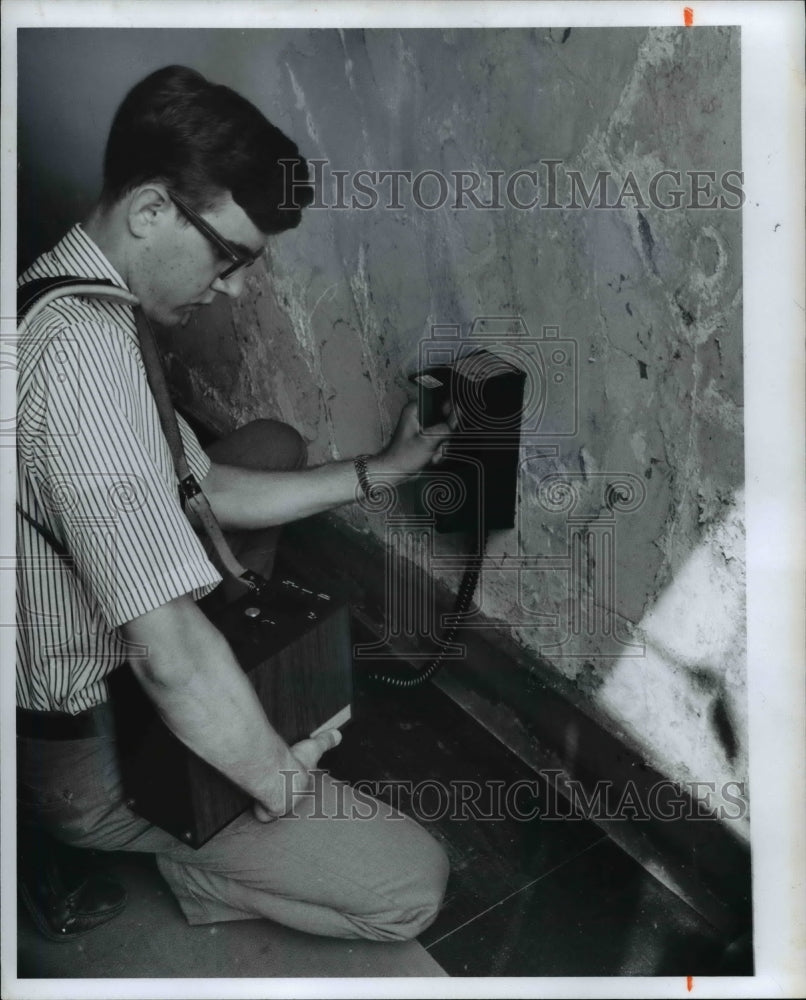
top-left (17, 419), bottom-right (449, 940)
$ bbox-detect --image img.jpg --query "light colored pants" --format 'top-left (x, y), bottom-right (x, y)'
top-left (17, 420), bottom-right (449, 940)
top-left (17, 730), bottom-right (449, 940)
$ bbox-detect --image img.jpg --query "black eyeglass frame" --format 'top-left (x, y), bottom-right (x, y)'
top-left (169, 192), bottom-right (264, 280)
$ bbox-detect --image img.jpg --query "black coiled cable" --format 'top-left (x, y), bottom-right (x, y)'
top-left (367, 530), bottom-right (489, 688)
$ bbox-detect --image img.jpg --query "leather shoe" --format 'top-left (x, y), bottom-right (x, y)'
top-left (18, 835), bottom-right (127, 942)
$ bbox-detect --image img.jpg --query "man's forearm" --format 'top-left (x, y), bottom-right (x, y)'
top-left (201, 458), bottom-right (372, 529)
top-left (122, 596), bottom-right (304, 816)
top-left (200, 400), bottom-right (454, 531)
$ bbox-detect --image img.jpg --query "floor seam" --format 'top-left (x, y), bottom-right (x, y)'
top-left (423, 832), bottom-right (609, 951)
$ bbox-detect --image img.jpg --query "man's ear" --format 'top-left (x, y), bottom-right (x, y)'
top-left (127, 185), bottom-right (172, 239)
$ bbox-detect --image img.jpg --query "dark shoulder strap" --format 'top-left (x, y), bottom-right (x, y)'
top-left (17, 276), bottom-right (115, 321)
top-left (16, 503), bottom-right (73, 563)
top-left (17, 275), bottom-right (266, 596)
top-left (133, 307), bottom-right (266, 595)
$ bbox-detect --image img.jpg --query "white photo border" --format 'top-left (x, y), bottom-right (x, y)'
top-left (1, 3), bottom-right (804, 999)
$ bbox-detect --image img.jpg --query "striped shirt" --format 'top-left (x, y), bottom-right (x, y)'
top-left (17, 225), bottom-right (222, 714)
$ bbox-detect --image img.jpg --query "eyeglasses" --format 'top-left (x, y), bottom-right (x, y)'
top-left (169, 192), bottom-right (264, 280)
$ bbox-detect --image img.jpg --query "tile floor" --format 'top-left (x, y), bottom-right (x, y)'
top-left (323, 669), bottom-right (749, 977)
top-left (16, 612), bottom-right (752, 980)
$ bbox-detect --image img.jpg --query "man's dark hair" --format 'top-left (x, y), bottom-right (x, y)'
top-left (101, 65), bottom-right (314, 234)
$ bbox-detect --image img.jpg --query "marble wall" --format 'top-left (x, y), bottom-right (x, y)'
top-left (19, 26), bottom-right (746, 834)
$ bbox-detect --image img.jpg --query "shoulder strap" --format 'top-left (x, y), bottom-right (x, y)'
top-left (17, 276), bottom-right (117, 320)
top-left (16, 275), bottom-right (265, 597)
top-left (15, 502), bottom-right (73, 564)
top-left (132, 307), bottom-right (266, 595)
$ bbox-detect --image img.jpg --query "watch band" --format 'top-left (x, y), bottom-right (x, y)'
top-left (354, 454), bottom-right (372, 500)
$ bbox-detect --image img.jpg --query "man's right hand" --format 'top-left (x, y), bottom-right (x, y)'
top-left (252, 728), bottom-right (343, 822)
top-left (374, 400), bottom-right (457, 479)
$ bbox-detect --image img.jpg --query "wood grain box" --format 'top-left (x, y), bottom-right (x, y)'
top-left (109, 580), bottom-right (353, 847)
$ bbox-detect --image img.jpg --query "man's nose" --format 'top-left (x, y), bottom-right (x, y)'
top-left (211, 270), bottom-right (247, 299)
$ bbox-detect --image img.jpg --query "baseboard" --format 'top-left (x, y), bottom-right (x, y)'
top-left (279, 512), bottom-right (752, 938)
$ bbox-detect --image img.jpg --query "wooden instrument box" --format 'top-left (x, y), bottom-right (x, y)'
top-left (110, 579), bottom-right (353, 847)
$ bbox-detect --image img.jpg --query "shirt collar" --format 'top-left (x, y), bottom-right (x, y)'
top-left (20, 224), bottom-right (141, 350)
top-left (52, 224), bottom-right (131, 290)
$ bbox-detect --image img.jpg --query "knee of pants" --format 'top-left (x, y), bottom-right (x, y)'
top-left (251, 419), bottom-right (307, 471)
top-left (384, 833), bottom-right (451, 941)
top-left (206, 419), bottom-right (308, 472)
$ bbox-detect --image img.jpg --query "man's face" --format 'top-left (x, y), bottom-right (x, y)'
top-left (133, 192), bottom-right (267, 327)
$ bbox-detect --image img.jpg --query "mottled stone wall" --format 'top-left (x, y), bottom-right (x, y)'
top-left (164, 26), bottom-right (745, 834)
top-left (19, 26), bottom-right (746, 834)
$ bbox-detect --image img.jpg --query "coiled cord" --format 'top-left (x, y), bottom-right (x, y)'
top-left (368, 530), bottom-right (489, 688)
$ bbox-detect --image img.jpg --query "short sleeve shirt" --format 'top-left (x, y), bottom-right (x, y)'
top-left (16, 225), bottom-right (223, 714)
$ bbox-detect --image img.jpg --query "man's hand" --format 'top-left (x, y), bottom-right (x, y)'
top-left (252, 728), bottom-right (343, 822)
top-left (375, 401), bottom-right (457, 478)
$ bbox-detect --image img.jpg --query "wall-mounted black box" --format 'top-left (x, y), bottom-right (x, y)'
top-left (410, 350), bottom-right (525, 533)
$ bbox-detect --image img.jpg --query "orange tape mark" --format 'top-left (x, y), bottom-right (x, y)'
top-left (684, 7), bottom-right (694, 26)
top-left (687, 975), bottom-right (695, 991)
